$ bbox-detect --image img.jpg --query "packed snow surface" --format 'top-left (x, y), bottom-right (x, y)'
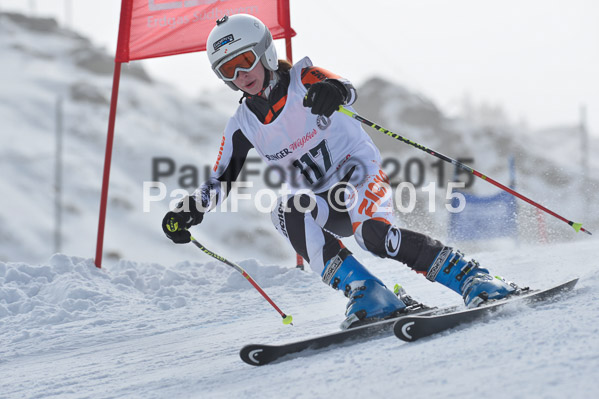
top-left (1, 239), bottom-right (598, 399)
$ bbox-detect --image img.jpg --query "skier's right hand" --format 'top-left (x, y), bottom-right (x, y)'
top-left (303, 80), bottom-right (345, 117)
top-left (162, 196), bottom-right (204, 244)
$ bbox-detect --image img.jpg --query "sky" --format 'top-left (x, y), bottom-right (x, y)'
top-left (2, 0), bottom-right (598, 135)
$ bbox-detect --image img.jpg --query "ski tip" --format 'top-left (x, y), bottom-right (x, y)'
top-left (240, 344), bottom-right (269, 366)
top-left (394, 319), bottom-right (418, 342)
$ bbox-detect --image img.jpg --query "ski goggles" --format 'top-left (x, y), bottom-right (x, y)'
top-left (215, 49), bottom-right (260, 81)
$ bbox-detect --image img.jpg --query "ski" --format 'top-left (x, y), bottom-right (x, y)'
top-left (239, 278), bottom-right (579, 365)
top-left (239, 303), bottom-right (448, 366)
top-left (393, 278), bottom-right (579, 342)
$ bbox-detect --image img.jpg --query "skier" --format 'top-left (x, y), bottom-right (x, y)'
top-left (162, 14), bottom-right (520, 328)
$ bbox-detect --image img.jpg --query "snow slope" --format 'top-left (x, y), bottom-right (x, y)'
top-left (1, 12), bottom-right (598, 399)
top-left (0, 239), bottom-right (597, 399)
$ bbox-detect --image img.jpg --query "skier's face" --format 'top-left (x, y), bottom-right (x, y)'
top-left (233, 61), bottom-right (265, 95)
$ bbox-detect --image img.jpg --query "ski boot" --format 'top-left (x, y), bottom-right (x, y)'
top-left (322, 248), bottom-right (407, 329)
top-left (426, 247), bottom-right (520, 308)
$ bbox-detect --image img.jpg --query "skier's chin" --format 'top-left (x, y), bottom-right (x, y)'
top-left (242, 82), bottom-right (260, 95)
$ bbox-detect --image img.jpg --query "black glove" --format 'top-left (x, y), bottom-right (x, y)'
top-left (303, 80), bottom-right (345, 117)
top-left (162, 196), bottom-right (204, 244)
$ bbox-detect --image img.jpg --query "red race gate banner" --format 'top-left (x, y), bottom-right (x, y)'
top-left (96, 0), bottom-right (297, 268)
top-left (116, 0), bottom-right (296, 62)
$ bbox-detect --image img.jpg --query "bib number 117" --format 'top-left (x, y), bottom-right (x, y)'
top-left (292, 139), bottom-right (332, 184)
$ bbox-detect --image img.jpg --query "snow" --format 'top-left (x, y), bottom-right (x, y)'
top-left (1, 240), bottom-right (598, 398)
top-left (1, 12), bottom-right (598, 399)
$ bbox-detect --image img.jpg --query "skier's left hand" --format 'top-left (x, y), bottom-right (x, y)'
top-left (303, 80), bottom-right (345, 117)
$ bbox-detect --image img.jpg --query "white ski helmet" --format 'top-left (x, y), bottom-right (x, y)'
top-left (207, 14), bottom-right (278, 90)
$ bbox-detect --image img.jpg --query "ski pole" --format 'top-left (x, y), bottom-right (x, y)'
top-left (337, 106), bottom-right (592, 236)
top-left (189, 235), bottom-right (293, 325)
